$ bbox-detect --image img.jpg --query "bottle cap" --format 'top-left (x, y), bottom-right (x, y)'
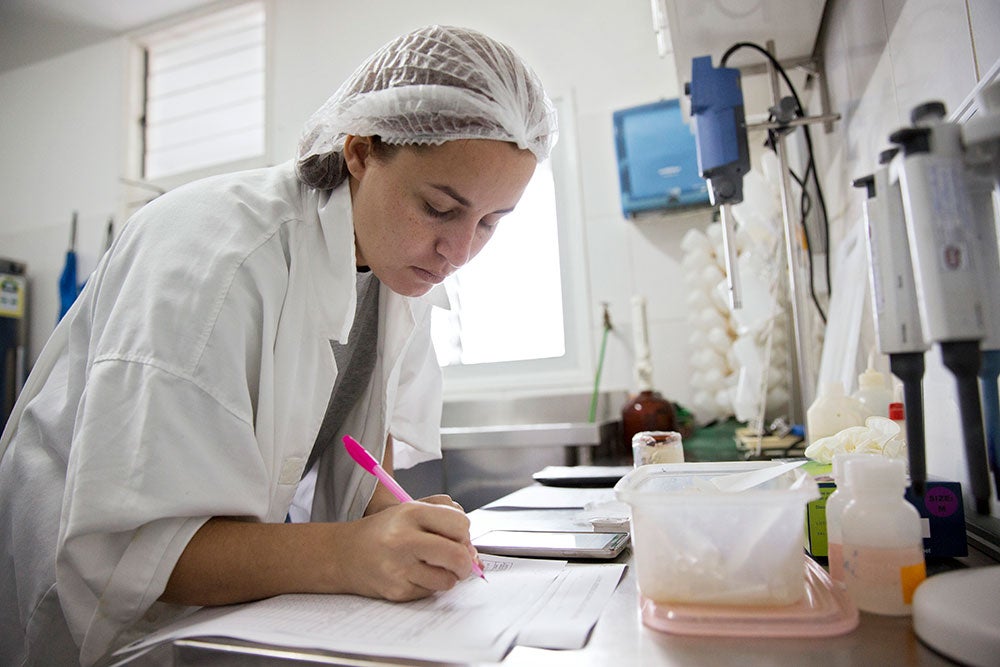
top-left (831, 453), bottom-right (878, 483)
top-left (632, 431), bottom-right (682, 447)
top-left (888, 402), bottom-right (905, 420)
top-left (911, 101), bottom-right (947, 124)
top-left (844, 456), bottom-right (906, 493)
top-left (858, 367), bottom-right (887, 389)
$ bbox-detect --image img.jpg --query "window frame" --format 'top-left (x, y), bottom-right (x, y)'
top-left (124, 0), bottom-right (270, 197)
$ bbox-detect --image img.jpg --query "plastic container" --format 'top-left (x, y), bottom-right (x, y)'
top-left (841, 457), bottom-right (926, 616)
top-left (639, 557), bottom-right (859, 638)
top-left (853, 364), bottom-right (893, 418)
top-left (632, 431), bottom-right (684, 466)
top-left (825, 453), bottom-right (878, 587)
top-left (806, 381), bottom-right (871, 444)
top-left (615, 462), bottom-right (820, 606)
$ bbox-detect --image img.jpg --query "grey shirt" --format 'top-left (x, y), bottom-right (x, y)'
top-left (305, 269), bottom-right (380, 473)
top-left (286, 269), bottom-right (381, 523)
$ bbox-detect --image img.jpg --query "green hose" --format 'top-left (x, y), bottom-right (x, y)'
top-left (588, 305), bottom-right (613, 423)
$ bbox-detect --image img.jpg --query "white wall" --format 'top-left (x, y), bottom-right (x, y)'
top-left (0, 40), bottom-right (127, 348)
top-left (814, 0), bottom-right (1000, 517)
top-left (0, 0), bottom-right (713, 417)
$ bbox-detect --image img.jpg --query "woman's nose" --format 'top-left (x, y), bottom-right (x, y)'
top-left (435, 220), bottom-right (479, 268)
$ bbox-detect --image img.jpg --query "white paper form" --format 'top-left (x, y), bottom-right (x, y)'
top-left (114, 556), bottom-right (565, 665)
top-left (518, 563), bottom-right (628, 649)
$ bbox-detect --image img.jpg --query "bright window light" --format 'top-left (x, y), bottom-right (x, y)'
top-left (432, 160), bottom-right (566, 367)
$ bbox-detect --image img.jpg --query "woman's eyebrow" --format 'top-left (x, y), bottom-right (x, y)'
top-left (431, 184), bottom-right (472, 207)
top-left (430, 184), bottom-right (516, 215)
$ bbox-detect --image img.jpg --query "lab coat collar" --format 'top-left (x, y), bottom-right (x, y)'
top-left (312, 183), bottom-right (358, 343)
top-left (422, 284), bottom-right (451, 310)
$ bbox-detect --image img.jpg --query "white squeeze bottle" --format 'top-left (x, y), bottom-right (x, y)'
top-left (853, 359), bottom-right (893, 418)
top-left (806, 381), bottom-right (871, 444)
top-left (825, 453), bottom-right (878, 587)
top-left (841, 457), bottom-right (926, 615)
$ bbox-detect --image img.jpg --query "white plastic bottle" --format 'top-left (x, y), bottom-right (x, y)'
top-left (825, 453), bottom-right (878, 587)
top-left (806, 381), bottom-right (871, 444)
top-left (853, 363), bottom-right (893, 418)
top-left (841, 457), bottom-right (926, 615)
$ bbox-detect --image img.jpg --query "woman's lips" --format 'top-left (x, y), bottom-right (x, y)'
top-left (413, 266), bottom-right (446, 284)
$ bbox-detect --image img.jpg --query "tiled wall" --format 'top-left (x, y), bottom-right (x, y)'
top-left (815, 0), bottom-right (1000, 516)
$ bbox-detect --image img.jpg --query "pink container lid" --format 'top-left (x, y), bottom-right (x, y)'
top-left (640, 557), bottom-right (859, 638)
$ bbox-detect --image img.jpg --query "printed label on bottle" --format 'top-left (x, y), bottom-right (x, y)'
top-left (900, 562), bottom-right (926, 604)
top-left (844, 545), bottom-right (925, 615)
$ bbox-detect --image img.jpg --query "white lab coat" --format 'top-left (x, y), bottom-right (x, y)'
top-left (0, 162), bottom-right (444, 666)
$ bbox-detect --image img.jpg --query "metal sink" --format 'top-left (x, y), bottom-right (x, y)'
top-left (439, 391), bottom-right (624, 450)
top-left (394, 391), bottom-right (625, 509)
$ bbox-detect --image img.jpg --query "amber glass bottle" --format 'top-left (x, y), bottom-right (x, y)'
top-left (618, 297), bottom-right (677, 461)
top-left (620, 390), bottom-right (677, 461)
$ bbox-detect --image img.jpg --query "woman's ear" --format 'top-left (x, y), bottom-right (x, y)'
top-left (343, 135), bottom-right (373, 179)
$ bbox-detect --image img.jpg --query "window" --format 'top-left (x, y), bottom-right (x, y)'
top-left (431, 97), bottom-right (593, 397)
top-left (136, 2), bottom-right (265, 181)
top-left (431, 159), bottom-right (565, 366)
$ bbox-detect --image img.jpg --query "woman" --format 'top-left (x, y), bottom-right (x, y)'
top-left (0, 25), bottom-right (556, 666)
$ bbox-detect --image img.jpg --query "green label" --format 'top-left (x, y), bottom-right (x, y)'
top-left (805, 484), bottom-right (836, 557)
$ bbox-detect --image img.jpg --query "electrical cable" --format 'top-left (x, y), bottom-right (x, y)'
top-left (789, 166), bottom-right (828, 322)
top-left (801, 115), bottom-right (834, 303)
top-left (720, 42), bottom-right (833, 320)
top-left (760, 116), bottom-right (828, 322)
top-left (725, 42), bottom-right (833, 305)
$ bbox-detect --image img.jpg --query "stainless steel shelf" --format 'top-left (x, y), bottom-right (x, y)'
top-left (440, 422), bottom-right (604, 451)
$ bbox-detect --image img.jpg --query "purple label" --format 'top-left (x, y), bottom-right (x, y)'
top-left (924, 486), bottom-right (959, 517)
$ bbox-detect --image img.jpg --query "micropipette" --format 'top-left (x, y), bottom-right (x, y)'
top-left (963, 171), bottom-right (1000, 503)
top-left (962, 80), bottom-right (1000, 500)
top-left (854, 147), bottom-right (930, 495)
top-left (889, 102), bottom-right (992, 514)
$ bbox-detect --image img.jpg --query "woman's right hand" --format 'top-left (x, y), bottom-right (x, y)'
top-left (327, 500), bottom-right (476, 601)
top-left (161, 504), bottom-right (477, 607)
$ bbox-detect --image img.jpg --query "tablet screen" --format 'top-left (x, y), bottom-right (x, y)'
top-left (473, 530), bottom-right (629, 559)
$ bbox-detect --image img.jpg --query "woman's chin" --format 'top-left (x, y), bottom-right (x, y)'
top-left (383, 276), bottom-right (433, 298)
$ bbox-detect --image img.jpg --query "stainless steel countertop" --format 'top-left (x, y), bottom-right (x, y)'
top-left (162, 494), bottom-right (992, 666)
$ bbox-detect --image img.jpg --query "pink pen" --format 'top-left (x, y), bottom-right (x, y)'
top-left (343, 434), bottom-right (487, 581)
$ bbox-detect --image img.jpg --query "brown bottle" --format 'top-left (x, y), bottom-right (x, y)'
top-left (618, 296), bottom-right (677, 461)
top-left (620, 390), bottom-right (677, 461)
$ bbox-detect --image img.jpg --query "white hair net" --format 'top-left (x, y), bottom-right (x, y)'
top-left (296, 25), bottom-right (558, 189)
